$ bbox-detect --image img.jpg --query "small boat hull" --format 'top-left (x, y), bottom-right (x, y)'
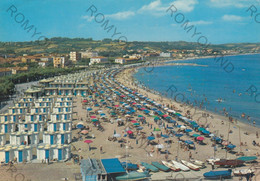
top-left (181, 160), bottom-right (200, 171)
top-left (236, 156), bottom-right (257, 163)
top-left (204, 169), bottom-right (232, 179)
top-left (171, 160), bottom-right (190, 171)
top-left (215, 159), bottom-right (244, 167)
top-left (141, 162), bottom-right (159, 172)
top-left (151, 162), bottom-right (170, 172)
top-left (233, 169), bottom-right (255, 176)
top-left (116, 171), bottom-right (150, 181)
top-left (161, 161), bottom-right (180, 172)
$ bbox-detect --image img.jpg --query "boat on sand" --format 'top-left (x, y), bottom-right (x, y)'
top-left (203, 169), bottom-right (232, 179)
top-left (140, 162), bottom-right (159, 172)
top-left (233, 168), bottom-right (255, 176)
top-left (181, 160), bottom-right (200, 171)
top-left (151, 162), bottom-right (170, 172)
top-left (115, 171), bottom-right (150, 181)
top-left (161, 161), bottom-right (180, 172)
top-left (171, 160), bottom-right (190, 171)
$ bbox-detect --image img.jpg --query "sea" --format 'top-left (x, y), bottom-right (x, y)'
top-left (134, 54), bottom-right (260, 127)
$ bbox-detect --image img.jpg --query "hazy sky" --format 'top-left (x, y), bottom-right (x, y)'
top-left (1, 0), bottom-right (260, 44)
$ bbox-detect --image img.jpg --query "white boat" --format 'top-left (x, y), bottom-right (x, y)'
top-left (181, 160), bottom-right (200, 171)
top-left (190, 158), bottom-right (205, 168)
top-left (161, 161), bottom-right (180, 172)
top-left (206, 158), bottom-right (220, 164)
top-left (171, 160), bottom-right (190, 171)
top-left (233, 169), bottom-right (255, 176)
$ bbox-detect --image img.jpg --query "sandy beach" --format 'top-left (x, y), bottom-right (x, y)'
top-left (0, 65), bottom-right (259, 181)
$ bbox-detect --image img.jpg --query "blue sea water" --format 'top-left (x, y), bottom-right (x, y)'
top-left (134, 54), bottom-right (260, 127)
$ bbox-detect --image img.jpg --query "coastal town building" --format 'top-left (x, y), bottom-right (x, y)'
top-left (115, 58), bottom-right (125, 64)
top-left (80, 50), bottom-right (98, 58)
top-left (0, 68), bottom-right (12, 77)
top-left (11, 67), bottom-right (29, 74)
top-left (160, 52), bottom-right (172, 57)
top-left (53, 57), bottom-right (66, 68)
top-left (89, 56), bottom-right (108, 65)
top-left (69, 51), bottom-right (81, 63)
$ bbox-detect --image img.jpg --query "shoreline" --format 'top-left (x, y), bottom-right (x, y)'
top-left (116, 67), bottom-right (260, 158)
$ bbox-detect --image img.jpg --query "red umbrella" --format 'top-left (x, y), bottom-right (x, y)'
top-left (140, 108), bottom-right (145, 110)
top-left (90, 116), bottom-right (96, 118)
top-left (81, 130), bottom-right (88, 134)
top-left (131, 120), bottom-right (137, 123)
top-left (84, 140), bottom-right (93, 144)
top-left (82, 100), bottom-right (87, 103)
top-left (132, 102), bottom-right (137, 105)
top-left (127, 130), bottom-right (133, 134)
top-left (162, 114), bottom-right (168, 118)
top-left (197, 136), bottom-right (205, 141)
top-left (115, 105), bottom-right (119, 107)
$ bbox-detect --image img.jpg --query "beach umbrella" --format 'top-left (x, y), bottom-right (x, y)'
top-left (202, 130), bottom-right (210, 135)
top-left (185, 129), bottom-right (193, 133)
top-left (87, 108), bottom-right (92, 111)
top-left (81, 130), bottom-right (88, 134)
top-left (154, 117), bottom-right (160, 121)
top-left (131, 120), bottom-right (137, 123)
top-left (76, 124), bottom-right (84, 129)
top-left (197, 136), bottom-right (205, 141)
top-left (84, 140), bottom-right (93, 144)
top-left (209, 134), bottom-right (215, 137)
top-left (100, 99), bottom-right (104, 102)
top-left (82, 100), bottom-right (87, 103)
top-left (175, 134), bottom-right (183, 138)
top-left (227, 144), bottom-right (236, 149)
top-left (155, 144), bottom-right (164, 149)
top-left (136, 126), bottom-right (143, 130)
top-left (138, 115), bottom-right (143, 117)
top-left (100, 113), bottom-right (105, 116)
top-left (161, 134), bottom-right (169, 138)
top-left (113, 133), bottom-right (121, 138)
top-left (192, 134), bottom-right (200, 137)
top-left (198, 127), bottom-right (205, 131)
top-left (90, 116), bottom-right (96, 118)
top-left (166, 126), bottom-right (173, 130)
top-left (185, 140), bottom-right (194, 144)
top-left (177, 125), bottom-right (182, 128)
top-left (127, 130), bottom-right (133, 134)
top-left (133, 123), bottom-right (140, 126)
top-left (115, 105), bottom-right (119, 107)
top-left (147, 136), bottom-right (155, 141)
top-left (180, 126), bottom-right (186, 130)
top-left (175, 113), bottom-right (182, 116)
top-left (94, 104), bottom-right (99, 107)
top-left (91, 119), bottom-right (98, 122)
top-left (153, 128), bottom-right (161, 131)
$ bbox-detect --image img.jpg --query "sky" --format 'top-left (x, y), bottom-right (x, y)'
top-left (0, 0), bottom-right (260, 44)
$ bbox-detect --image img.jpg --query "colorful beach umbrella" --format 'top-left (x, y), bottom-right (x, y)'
top-left (185, 129), bottom-right (193, 133)
top-left (113, 134), bottom-right (121, 138)
top-left (91, 119), bottom-right (98, 122)
top-left (147, 136), bottom-right (155, 141)
top-left (133, 123), bottom-right (140, 126)
top-left (185, 140), bottom-right (194, 144)
top-left (197, 136), bottom-right (205, 141)
top-left (153, 128), bottom-right (161, 131)
top-left (192, 134), bottom-right (200, 137)
top-left (175, 134), bottom-right (183, 138)
top-left (127, 130), bottom-right (133, 134)
top-left (131, 120), bottom-right (137, 123)
top-left (84, 140), bottom-right (93, 144)
top-left (76, 124), bottom-right (84, 129)
top-left (81, 130), bottom-right (88, 134)
top-left (90, 116), bottom-right (96, 118)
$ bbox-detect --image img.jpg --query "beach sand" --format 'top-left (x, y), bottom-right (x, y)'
top-left (1, 66), bottom-right (259, 181)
